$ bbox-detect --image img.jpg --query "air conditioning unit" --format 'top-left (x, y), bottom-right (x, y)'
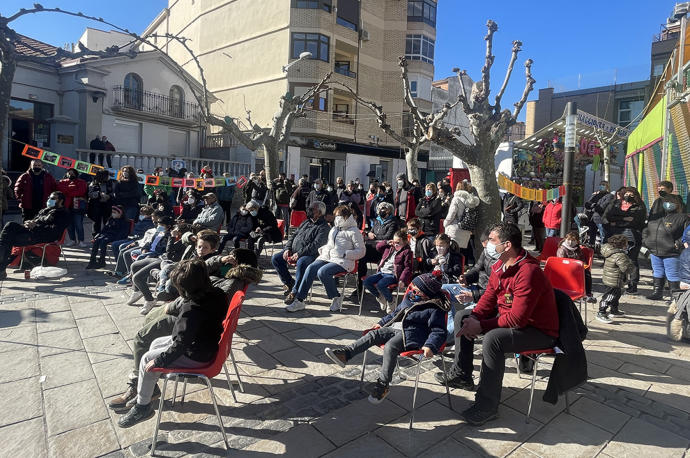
top-left (360, 29), bottom-right (370, 42)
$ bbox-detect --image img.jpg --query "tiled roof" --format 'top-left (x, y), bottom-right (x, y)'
top-left (13, 34), bottom-right (61, 61)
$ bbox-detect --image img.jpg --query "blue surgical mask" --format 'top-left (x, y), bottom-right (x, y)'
top-left (485, 241), bottom-right (502, 259)
top-left (663, 201), bottom-right (677, 212)
top-left (599, 185), bottom-right (607, 191)
top-left (314, 183), bottom-right (322, 191)
top-left (46, 199), bottom-right (56, 208)
top-left (409, 293), bottom-right (422, 302)
top-left (139, 215), bottom-right (146, 221)
top-left (250, 210), bottom-right (258, 217)
top-left (425, 190), bottom-right (433, 198)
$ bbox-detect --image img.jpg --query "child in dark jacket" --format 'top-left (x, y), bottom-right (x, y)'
top-left (363, 229), bottom-right (413, 313)
top-left (218, 204), bottom-right (257, 253)
top-left (556, 231), bottom-right (595, 301)
top-left (118, 259), bottom-right (228, 428)
top-left (598, 234), bottom-right (635, 323)
top-left (429, 234), bottom-right (464, 283)
top-left (87, 205), bottom-right (130, 269)
top-left (111, 205), bottom-right (155, 260)
top-left (324, 273), bottom-right (449, 404)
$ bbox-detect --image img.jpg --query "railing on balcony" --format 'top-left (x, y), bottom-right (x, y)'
top-left (333, 112), bottom-right (355, 124)
top-left (334, 65), bottom-right (356, 78)
top-left (111, 86), bottom-right (201, 122)
top-left (204, 134), bottom-right (241, 149)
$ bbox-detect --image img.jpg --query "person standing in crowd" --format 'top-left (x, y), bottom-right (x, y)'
top-left (394, 173), bottom-right (422, 223)
top-left (643, 197), bottom-right (689, 300)
top-left (597, 234), bottom-right (635, 323)
top-left (14, 159), bottom-right (57, 221)
top-left (444, 183), bottom-right (480, 251)
top-left (273, 172), bottom-right (292, 222)
top-left (334, 177), bottom-right (346, 200)
top-left (57, 168), bottom-right (88, 247)
top-left (603, 187), bottom-right (647, 293)
top-left (306, 178), bottom-right (335, 216)
top-left (649, 180), bottom-right (685, 221)
top-left (0, 169), bottom-right (12, 226)
top-left (502, 192), bottom-right (524, 225)
top-left (244, 172), bottom-right (268, 205)
top-left (542, 197), bottom-right (562, 237)
top-left (556, 231), bottom-right (595, 302)
top-left (143, 167), bottom-right (172, 202)
top-left (415, 183), bottom-right (443, 238)
top-left (290, 177), bottom-right (310, 212)
top-left (584, 181), bottom-right (613, 244)
top-left (89, 135), bottom-right (106, 165)
top-left (0, 191), bottom-right (70, 280)
top-left (528, 201), bottom-right (546, 252)
top-left (87, 170), bottom-right (115, 235)
top-left (437, 186), bottom-right (452, 219)
top-left (193, 193), bottom-right (224, 231)
top-left (114, 166), bottom-right (142, 221)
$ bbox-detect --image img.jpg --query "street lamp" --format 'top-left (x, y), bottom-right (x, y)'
top-left (282, 51), bottom-right (312, 73)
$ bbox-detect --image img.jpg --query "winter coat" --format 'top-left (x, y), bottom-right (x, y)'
top-left (584, 190), bottom-right (611, 224)
top-left (410, 235), bottom-right (434, 273)
top-left (601, 243), bottom-right (635, 288)
top-left (153, 286), bottom-right (228, 368)
top-left (368, 194), bottom-right (394, 220)
top-left (215, 182), bottom-right (236, 202)
top-left (415, 196), bottom-right (443, 236)
top-left (642, 213), bottom-right (689, 257)
top-left (227, 212), bottom-right (256, 237)
top-left (27, 207), bottom-right (71, 243)
top-left (542, 201), bottom-right (562, 230)
top-left (503, 194), bottom-right (524, 222)
top-left (472, 250), bottom-right (559, 337)
top-left (178, 203), bottom-right (202, 222)
top-left (307, 189), bottom-right (335, 215)
top-left (273, 180), bottom-right (291, 205)
top-left (543, 289), bottom-right (588, 405)
top-left (370, 216), bottom-right (399, 243)
top-left (290, 184), bottom-right (310, 211)
top-left (132, 217), bottom-right (154, 238)
top-left (57, 178), bottom-right (88, 210)
top-left (556, 244), bottom-right (587, 263)
top-left (255, 206), bottom-right (282, 242)
top-left (649, 194), bottom-right (685, 221)
top-left (194, 202), bottom-right (224, 230)
top-left (285, 216), bottom-right (330, 258)
top-left (463, 250), bottom-right (499, 302)
top-left (395, 184), bottom-right (421, 221)
top-left (243, 180), bottom-right (268, 204)
top-left (211, 264), bottom-right (263, 297)
top-left (316, 215), bottom-right (366, 272)
top-left (87, 179), bottom-right (114, 214)
top-left (379, 294), bottom-right (450, 354)
top-left (604, 200), bottom-right (647, 232)
top-left (95, 217), bottom-right (130, 243)
top-left (140, 230), bottom-right (170, 258)
top-left (444, 190), bottom-right (480, 246)
top-left (427, 248), bottom-right (464, 283)
top-left (161, 237), bottom-right (188, 263)
top-left (591, 192), bottom-right (615, 225)
top-left (114, 180), bottom-right (141, 209)
top-left (680, 248), bottom-right (690, 284)
top-left (14, 170), bottom-right (56, 210)
top-left (529, 202), bottom-right (545, 228)
top-left (375, 241), bottom-right (413, 285)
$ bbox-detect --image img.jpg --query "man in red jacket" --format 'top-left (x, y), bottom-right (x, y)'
top-left (435, 222), bottom-right (559, 426)
top-left (14, 160), bottom-right (57, 221)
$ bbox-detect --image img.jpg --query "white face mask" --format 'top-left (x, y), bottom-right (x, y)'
top-left (436, 245), bottom-right (448, 255)
top-left (485, 241), bottom-right (503, 259)
top-left (334, 215), bottom-right (346, 227)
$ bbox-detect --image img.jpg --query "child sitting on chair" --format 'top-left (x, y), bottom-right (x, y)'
top-left (117, 258), bottom-right (228, 428)
top-left (363, 229), bottom-right (413, 313)
top-left (556, 230), bottom-right (595, 303)
top-left (324, 273), bottom-right (449, 404)
top-left (86, 205), bottom-right (130, 270)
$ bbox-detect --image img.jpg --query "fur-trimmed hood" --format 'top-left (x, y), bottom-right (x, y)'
top-left (224, 264), bottom-right (263, 284)
top-left (454, 190), bottom-right (480, 209)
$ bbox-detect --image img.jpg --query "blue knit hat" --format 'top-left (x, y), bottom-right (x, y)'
top-left (412, 273), bottom-right (443, 298)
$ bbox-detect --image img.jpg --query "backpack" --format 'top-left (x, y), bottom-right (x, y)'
top-left (460, 206), bottom-right (479, 231)
top-left (275, 185), bottom-right (289, 205)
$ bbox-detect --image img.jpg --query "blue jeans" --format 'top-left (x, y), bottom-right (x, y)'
top-left (545, 228), bottom-right (558, 237)
top-left (363, 272), bottom-right (398, 301)
top-left (295, 259), bottom-right (346, 301)
top-left (271, 250), bottom-right (315, 290)
top-left (111, 238), bottom-right (134, 259)
top-left (68, 211), bottom-right (85, 242)
top-left (441, 284), bottom-right (473, 342)
top-left (650, 254), bottom-right (680, 282)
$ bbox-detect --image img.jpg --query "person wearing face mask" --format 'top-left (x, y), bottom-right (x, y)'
top-left (435, 222), bottom-right (560, 426)
top-left (583, 181), bottom-right (614, 244)
top-left (366, 185), bottom-right (393, 229)
top-left (444, 183), bottom-right (480, 250)
top-left (217, 204), bottom-right (258, 253)
top-left (361, 230), bottom-right (413, 313)
top-left (108, 210), bottom-right (163, 280)
top-left (57, 168), bottom-right (89, 247)
top-left (406, 218), bottom-right (434, 274)
top-left (394, 173), bottom-right (422, 223)
top-left (456, 228), bottom-right (498, 304)
top-left (192, 193), bottom-right (224, 231)
top-left (642, 198), bottom-right (689, 300)
top-left (0, 191), bottom-right (69, 279)
top-left (306, 178), bottom-right (335, 217)
top-left (648, 181), bottom-right (684, 222)
top-left (109, 205), bottom-right (155, 262)
top-left (148, 190), bottom-right (173, 218)
top-left (324, 181), bottom-right (339, 211)
top-left (542, 197), bottom-right (563, 238)
top-left (429, 234), bottom-right (464, 283)
top-left (86, 205), bottom-right (130, 269)
top-left (357, 201), bottom-right (400, 297)
top-left (114, 165), bottom-right (142, 221)
top-left (14, 159), bottom-right (57, 221)
top-left (87, 169), bottom-right (115, 235)
top-left (415, 183), bottom-right (443, 237)
top-left (335, 177), bottom-right (346, 199)
top-left (177, 190), bottom-right (203, 223)
top-left (603, 187), bottom-right (647, 293)
top-left (289, 177), bottom-right (311, 211)
top-left (556, 231), bottom-right (595, 302)
top-left (246, 199), bottom-right (282, 255)
top-left (502, 192), bottom-right (524, 225)
top-left (285, 205), bottom-right (365, 313)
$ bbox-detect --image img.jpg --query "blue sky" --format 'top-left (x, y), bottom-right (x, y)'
top-left (1, 0), bottom-right (677, 120)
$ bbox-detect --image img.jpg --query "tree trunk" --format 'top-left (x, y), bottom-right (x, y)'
top-left (0, 55), bottom-right (17, 171)
top-left (602, 145), bottom-right (611, 183)
top-left (466, 159), bottom-right (502, 256)
top-left (261, 142), bottom-right (280, 209)
top-left (405, 145), bottom-right (419, 181)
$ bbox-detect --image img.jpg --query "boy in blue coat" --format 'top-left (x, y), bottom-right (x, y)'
top-left (87, 205), bottom-right (130, 269)
top-left (325, 272), bottom-right (449, 403)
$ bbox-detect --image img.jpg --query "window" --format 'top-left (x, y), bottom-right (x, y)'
top-left (337, 0), bottom-right (359, 31)
top-left (410, 81), bottom-right (418, 98)
top-left (652, 59), bottom-right (666, 77)
top-left (291, 33), bottom-right (330, 62)
top-left (123, 72), bottom-right (143, 109)
top-left (405, 35), bottom-right (434, 64)
top-left (292, 0), bottom-right (332, 12)
top-left (333, 103), bottom-right (352, 123)
top-left (618, 98), bottom-right (645, 127)
top-left (334, 60), bottom-right (356, 78)
top-left (290, 83), bottom-right (328, 112)
top-left (169, 85), bottom-right (185, 118)
top-left (336, 16), bottom-right (358, 31)
top-left (407, 0), bottom-right (436, 27)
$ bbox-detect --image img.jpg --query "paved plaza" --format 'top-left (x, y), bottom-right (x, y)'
top-left (1, 220), bottom-right (690, 457)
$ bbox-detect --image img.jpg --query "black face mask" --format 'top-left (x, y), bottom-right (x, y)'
top-left (659, 190), bottom-right (668, 197)
top-left (623, 195), bottom-right (634, 203)
top-left (32, 167), bottom-right (42, 174)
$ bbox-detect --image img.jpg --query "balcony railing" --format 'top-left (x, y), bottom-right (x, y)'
top-left (333, 112), bottom-right (354, 124)
top-left (204, 134), bottom-right (240, 149)
top-left (111, 86), bottom-right (201, 122)
top-left (334, 65), bottom-right (356, 78)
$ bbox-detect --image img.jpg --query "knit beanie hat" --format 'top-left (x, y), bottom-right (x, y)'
top-left (412, 273), bottom-right (443, 298)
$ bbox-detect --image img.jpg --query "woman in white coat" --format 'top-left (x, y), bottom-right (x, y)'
top-left (286, 205), bottom-right (365, 313)
top-left (443, 183), bottom-right (480, 249)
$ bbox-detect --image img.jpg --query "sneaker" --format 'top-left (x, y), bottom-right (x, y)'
top-left (285, 299), bottom-right (306, 312)
top-left (385, 302), bottom-right (395, 315)
top-left (78, 241), bottom-right (91, 248)
top-left (284, 292), bottom-right (296, 305)
top-left (282, 285), bottom-right (293, 297)
top-left (109, 383), bottom-right (138, 409)
top-left (125, 384), bottom-right (161, 408)
top-left (596, 311), bottom-right (613, 324)
top-left (63, 240), bottom-right (77, 247)
top-left (140, 300), bottom-right (156, 315)
top-left (330, 295), bottom-right (344, 312)
top-left (155, 290), bottom-right (175, 302)
top-left (586, 295), bottom-right (597, 304)
top-left (367, 379), bottom-right (390, 404)
top-left (376, 295), bottom-right (388, 312)
top-left (126, 291), bottom-right (143, 305)
top-left (117, 276), bottom-right (132, 285)
top-left (324, 347), bottom-right (348, 368)
top-left (104, 270), bottom-right (123, 278)
top-left (434, 367), bottom-right (475, 390)
top-left (608, 307), bottom-right (625, 317)
top-left (461, 404), bottom-right (498, 426)
top-left (117, 403), bottom-right (155, 428)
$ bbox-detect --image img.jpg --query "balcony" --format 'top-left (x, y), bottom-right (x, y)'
top-left (334, 64), bottom-right (356, 78)
top-left (333, 112), bottom-right (354, 124)
top-left (111, 86), bottom-right (201, 124)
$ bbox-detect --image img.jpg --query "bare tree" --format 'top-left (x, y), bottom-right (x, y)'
top-left (591, 126), bottom-right (627, 184)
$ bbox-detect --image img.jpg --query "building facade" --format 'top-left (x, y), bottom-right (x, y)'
top-left (142, 0), bottom-right (438, 184)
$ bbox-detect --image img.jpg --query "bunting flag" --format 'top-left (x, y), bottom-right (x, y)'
top-left (497, 173), bottom-right (565, 202)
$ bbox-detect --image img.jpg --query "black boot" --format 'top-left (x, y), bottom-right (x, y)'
top-left (85, 250), bottom-right (98, 269)
top-left (96, 254), bottom-right (107, 269)
top-left (647, 277), bottom-right (665, 300)
top-left (626, 283), bottom-right (638, 294)
top-left (668, 280), bottom-right (681, 295)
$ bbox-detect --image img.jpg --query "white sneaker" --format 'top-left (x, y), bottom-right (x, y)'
top-left (126, 291), bottom-right (143, 305)
top-left (285, 299), bottom-right (306, 312)
top-left (376, 295), bottom-right (388, 312)
top-left (139, 300), bottom-right (156, 315)
top-left (78, 241), bottom-right (91, 248)
top-left (386, 301), bottom-right (395, 314)
top-left (63, 240), bottom-right (77, 247)
top-left (330, 295), bottom-right (344, 312)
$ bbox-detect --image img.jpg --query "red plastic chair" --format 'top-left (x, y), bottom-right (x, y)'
top-left (580, 246), bottom-right (594, 270)
top-left (308, 261), bottom-right (359, 312)
top-left (536, 236), bottom-right (562, 263)
top-left (149, 291), bottom-right (246, 454)
top-left (128, 220), bottom-right (135, 236)
top-left (173, 205), bottom-right (182, 217)
top-left (543, 257), bottom-right (587, 321)
top-left (439, 219), bottom-right (445, 234)
top-left (289, 210), bottom-right (307, 235)
top-left (515, 348), bottom-right (571, 423)
top-left (19, 228), bottom-right (68, 270)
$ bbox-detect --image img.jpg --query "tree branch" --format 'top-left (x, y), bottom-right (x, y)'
top-left (399, 56), bottom-right (427, 128)
top-left (494, 40), bottom-right (521, 113)
top-left (512, 58), bottom-right (535, 119)
top-left (479, 19), bottom-right (498, 103)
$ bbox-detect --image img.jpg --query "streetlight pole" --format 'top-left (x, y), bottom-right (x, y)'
top-left (561, 101), bottom-right (577, 237)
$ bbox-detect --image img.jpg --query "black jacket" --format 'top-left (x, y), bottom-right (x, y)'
top-left (604, 200), bottom-right (647, 231)
top-left (464, 250), bottom-right (498, 302)
top-left (285, 216), bottom-right (330, 258)
top-left (642, 213), bottom-right (689, 257)
top-left (227, 212), bottom-right (257, 237)
top-left (415, 196), bottom-right (443, 236)
top-left (307, 189), bottom-right (335, 215)
top-left (379, 294), bottom-right (450, 353)
top-left (427, 249), bottom-right (463, 283)
top-left (411, 235), bottom-right (434, 273)
top-left (114, 180), bottom-right (141, 208)
top-left (544, 289), bottom-right (588, 404)
top-left (153, 286), bottom-right (228, 367)
top-left (503, 194), bottom-right (524, 220)
top-left (31, 207), bottom-right (71, 243)
top-left (649, 194), bottom-right (685, 221)
top-left (371, 216), bottom-right (399, 242)
top-left (255, 206), bottom-right (282, 241)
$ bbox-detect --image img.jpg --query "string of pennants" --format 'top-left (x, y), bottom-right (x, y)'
top-left (497, 173), bottom-right (566, 202)
top-left (21, 144), bottom-right (248, 190)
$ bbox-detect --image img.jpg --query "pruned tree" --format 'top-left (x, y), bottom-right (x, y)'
top-left (591, 125), bottom-right (628, 184)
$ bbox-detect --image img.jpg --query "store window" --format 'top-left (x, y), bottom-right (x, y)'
top-left (290, 83), bottom-right (328, 112)
top-left (405, 34), bottom-right (434, 64)
top-left (618, 98), bottom-right (645, 127)
top-left (407, 0), bottom-right (436, 27)
top-left (292, 0), bottom-right (332, 12)
top-left (8, 98), bottom-right (54, 170)
top-left (291, 33), bottom-right (330, 62)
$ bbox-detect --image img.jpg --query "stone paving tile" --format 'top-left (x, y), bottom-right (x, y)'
top-left (0, 376), bottom-right (43, 428)
top-left (241, 423), bottom-right (335, 456)
top-left (521, 412), bottom-right (612, 457)
top-left (82, 332), bottom-right (131, 364)
top-left (602, 417), bottom-right (690, 457)
top-left (423, 436), bottom-right (487, 457)
top-left (34, 297), bottom-right (71, 313)
top-left (92, 356), bottom-right (136, 398)
top-left (75, 314), bottom-right (118, 339)
top-left (0, 307), bottom-right (34, 328)
top-left (0, 417), bottom-right (47, 458)
top-left (47, 419), bottom-right (120, 458)
top-left (0, 346), bottom-right (40, 383)
top-left (35, 310), bottom-right (76, 334)
top-left (69, 300), bottom-right (108, 320)
top-left (39, 350), bottom-right (94, 389)
top-left (43, 378), bottom-right (109, 437)
top-left (0, 323), bottom-right (37, 354)
top-left (321, 433), bottom-right (401, 458)
top-left (567, 395), bottom-right (631, 434)
top-left (37, 326), bottom-right (83, 357)
top-left (502, 380), bottom-right (580, 425)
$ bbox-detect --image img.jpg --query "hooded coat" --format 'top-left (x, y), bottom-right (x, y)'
top-left (379, 293), bottom-right (450, 354)
top-left (444, 190), bottom-right (480, 247)
top-left (316, 215), bottom-right (365, 272)
top-left (601, 243), bottom-right (635, 288)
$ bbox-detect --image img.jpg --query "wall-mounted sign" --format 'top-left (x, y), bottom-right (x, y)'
top-left (57, 135), bottom-right (74, 145)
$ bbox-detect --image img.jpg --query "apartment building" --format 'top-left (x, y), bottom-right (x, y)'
top-left (143, 0), bottom-right (438, 184)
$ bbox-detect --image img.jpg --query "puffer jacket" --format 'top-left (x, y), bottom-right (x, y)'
top-left (379, 294), bottom-right (450, 354)
top-left (542, 201), bottom-right (562, 229)
top-left (601, 243), bottom-right (635, 288)
top-left (463, 249), bottom-right (499, 302)
top-left (316, 215), bottom-right (365, 272)
top-left (227, 212), bottom-right (256, 237)
top-left (415, 196), bottom-right (443, 236)
top-left (375, 241), bottom-right (413, 285)
top-left (444, 190), bottom-right (480, 244)
top-left (286, 216), bottom-right (330, 258)
top-left (370, 216), bottom-right (399, 242)
top-left (643, 213), bottom-right (689, 257)
top-left (194, 202), bottom-right (224, 230)
top-left (29, 206), bottom-right (71, 243)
